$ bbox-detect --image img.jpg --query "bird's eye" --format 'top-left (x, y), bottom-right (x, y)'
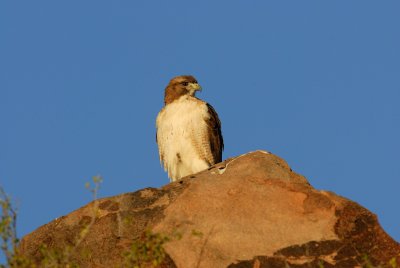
top-left (182, 82), bottom-right (189, 86)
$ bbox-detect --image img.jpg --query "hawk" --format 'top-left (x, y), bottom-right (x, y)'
top-left (156, 75), bottom-right (224, 182)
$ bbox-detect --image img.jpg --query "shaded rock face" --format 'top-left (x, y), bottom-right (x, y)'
top-left (19, 151), bottom-right (400, 267)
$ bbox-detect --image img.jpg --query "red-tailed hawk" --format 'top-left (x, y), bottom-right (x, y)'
top-left (156, 75), bottom-right (223, 182)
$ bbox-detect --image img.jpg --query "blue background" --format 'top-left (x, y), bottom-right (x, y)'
top-left (1, 0), bottom-right (399, 248)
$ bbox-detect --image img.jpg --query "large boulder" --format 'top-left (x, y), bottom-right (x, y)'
top-left (19, 151), bottom-right (400, 267)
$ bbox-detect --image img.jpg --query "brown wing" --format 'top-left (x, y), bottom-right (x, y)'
top-left (205, 103), bottom-right (224, 163)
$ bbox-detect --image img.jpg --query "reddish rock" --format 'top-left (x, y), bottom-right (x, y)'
top-left (19, 151), bottom-right (400, 267)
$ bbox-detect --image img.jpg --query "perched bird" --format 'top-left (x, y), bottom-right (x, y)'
top-left (156, 75), bottom-right (223, 182)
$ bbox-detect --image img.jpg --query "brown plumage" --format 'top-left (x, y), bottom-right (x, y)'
top-left (164, 75), bottom-right (199, 104)
top-left (156, 75), bottom-right (224, 181)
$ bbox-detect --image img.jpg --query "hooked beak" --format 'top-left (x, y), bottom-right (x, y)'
top-left (190, 82), bottom-right (202, 92)
top-left (188, 82), bottom-right (202, 95)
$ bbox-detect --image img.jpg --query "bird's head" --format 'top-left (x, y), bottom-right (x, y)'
top-left (164, 75), bottom-right (202, 104)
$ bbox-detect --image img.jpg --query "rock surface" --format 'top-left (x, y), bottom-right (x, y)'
top-left (19, 151), bottom-right (400, 267)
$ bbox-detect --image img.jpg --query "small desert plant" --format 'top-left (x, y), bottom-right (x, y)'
top-left (0, 187), bottom-right (18, 265)
top-left (361, 254), bottom-right (399, 268)
top-left (122, 230), bottom-right (171, 268)
top-left (317, 254), bottom-right (398, 268)
top-left (0, 176), bottom-right (103, 268)
top-left (389, 257), bottom-right (398, 268)
top-left (0, 187), bottom-right (31, 268)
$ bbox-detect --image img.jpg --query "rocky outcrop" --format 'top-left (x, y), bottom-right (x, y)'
top-left (19, 151), bottom-right (400, 267)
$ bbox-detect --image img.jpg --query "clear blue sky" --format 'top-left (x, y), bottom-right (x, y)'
top-left (1, 0), bottom-right (399, 246)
